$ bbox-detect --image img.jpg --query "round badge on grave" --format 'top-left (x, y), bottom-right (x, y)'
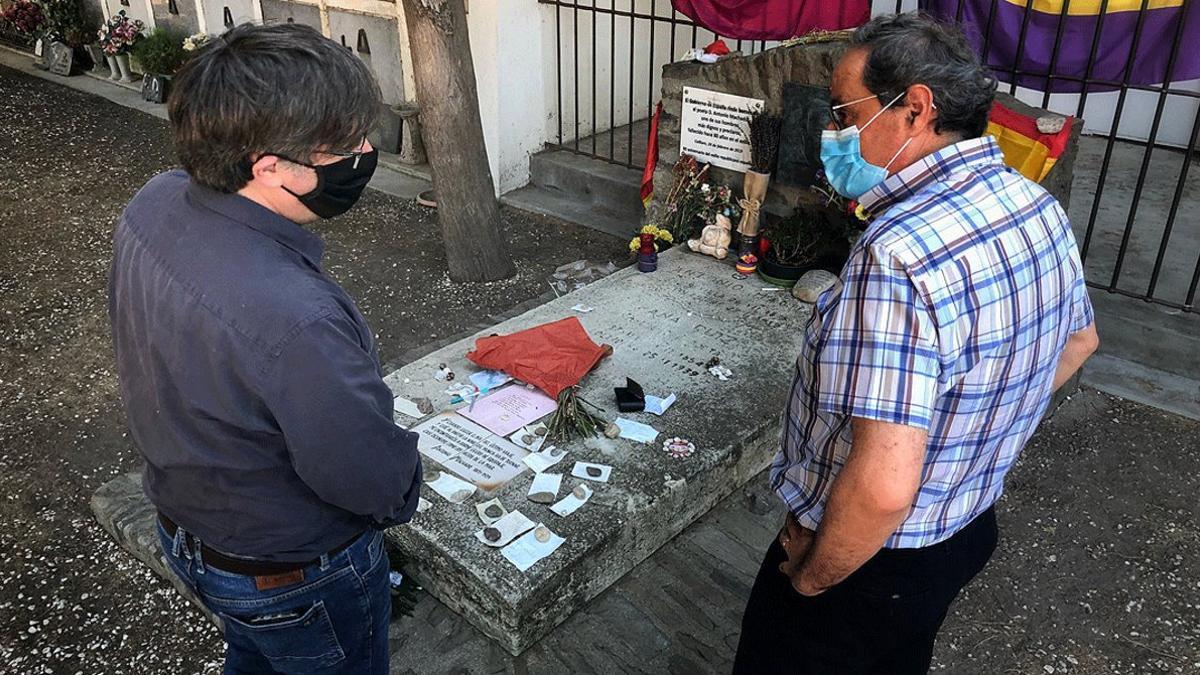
top-left (663, 437), bottom-right (695, 458)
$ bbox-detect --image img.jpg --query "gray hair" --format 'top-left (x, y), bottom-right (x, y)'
top-left (849, 13), bottom-right (996, 139)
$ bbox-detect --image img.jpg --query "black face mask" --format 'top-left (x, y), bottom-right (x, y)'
top-left (277, 148), bottom-right (379, 219)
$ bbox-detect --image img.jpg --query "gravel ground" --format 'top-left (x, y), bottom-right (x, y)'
top-left (0, 64), bottom-right (625, 673)
top-left (2, 64), bottom-right (1199, 675)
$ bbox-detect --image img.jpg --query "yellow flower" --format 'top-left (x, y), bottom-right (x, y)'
top-left (657, 230), bottom-right (674, 243)
top-left (640, 224), bottom-right (660, 235)
top-left (629, 237), bottom-right (640, 252)
top-left (854, 203), bottom-right (869, 221)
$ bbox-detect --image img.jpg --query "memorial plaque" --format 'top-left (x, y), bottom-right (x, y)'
top-left (412, 413), bottom-right (528, 490)
top-left (776, 83), bottom-right (832, 187)
top-left (47, 41), bottom-right (74, 76)
top-left (679, 86), bottom-right (764, 172)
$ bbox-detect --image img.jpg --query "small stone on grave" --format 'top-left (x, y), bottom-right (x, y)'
top-left (451, 489), bottom-right (473, 502)
top-left (572, 485), bottom-right (588, 499)
top-left (485, 504), bottom-right (504, 518)
top-left (586, 467), bottom-right (602, 478)
top-left (792, 269), bottom-right (838, 304)
top-left (483, 527), bottom-right (502, 543)
top-left (528, 491), bottom-right (556, 505)
top-left (534, 526), bottom-right (552, 543)
top-left (1037, 115), bottom-right (1067, 134)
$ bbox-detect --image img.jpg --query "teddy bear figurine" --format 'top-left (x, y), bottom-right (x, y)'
top-left (687, 214), bottom-right (732, 260)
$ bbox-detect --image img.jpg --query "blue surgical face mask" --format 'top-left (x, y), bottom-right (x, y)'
top-left (820, 92), bottom-right (911, 199)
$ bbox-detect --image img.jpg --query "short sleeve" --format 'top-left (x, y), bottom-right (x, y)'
top-left (1067, 255), bottom-right (1094, 334)
top-left (815, 246), bottom-right (941, 430)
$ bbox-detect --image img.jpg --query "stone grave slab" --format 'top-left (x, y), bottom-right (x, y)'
top-left (382, 249), bottom-right (811, 654)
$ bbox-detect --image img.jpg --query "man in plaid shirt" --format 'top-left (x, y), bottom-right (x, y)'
top-left (734, 14), bottom-right (1098, 674)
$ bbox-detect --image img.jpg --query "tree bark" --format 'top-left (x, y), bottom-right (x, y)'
top-left (401, 0), bottom-right (515, 282)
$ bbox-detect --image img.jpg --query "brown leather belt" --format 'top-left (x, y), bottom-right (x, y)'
top-left (158, 512), bottom-right (361, 577)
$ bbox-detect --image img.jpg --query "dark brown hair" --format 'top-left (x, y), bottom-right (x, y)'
top-left (167, 23), bottom-right (381, 192)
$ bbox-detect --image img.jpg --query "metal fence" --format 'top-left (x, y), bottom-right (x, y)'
top-left (542, 0), bottom-right (1198, 313)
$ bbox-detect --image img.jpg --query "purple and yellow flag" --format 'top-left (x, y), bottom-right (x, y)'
top-left (924, 0), bottom-right (1200, 92)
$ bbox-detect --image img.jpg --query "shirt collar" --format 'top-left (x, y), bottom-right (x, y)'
top-left (185, 176), bottom-right (326, 268)
top-left (858, 136), bottom-right (1006, 219)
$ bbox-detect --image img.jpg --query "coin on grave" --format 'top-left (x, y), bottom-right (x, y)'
top-left (483, 527), bottom-right (502, 543)
top-left (534, 526), bottom-right (552, 543)
top-left (548, 447), bottom-right (564, 457)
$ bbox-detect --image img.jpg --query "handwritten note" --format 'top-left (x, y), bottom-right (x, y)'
top-left (459, 385), bottom-right (558, 438)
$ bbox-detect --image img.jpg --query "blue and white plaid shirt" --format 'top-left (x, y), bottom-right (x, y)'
top-left (771, 136), bottom-right (1094, 549)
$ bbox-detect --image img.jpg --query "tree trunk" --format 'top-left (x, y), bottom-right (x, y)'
top-left (401, 0), bottom-right (515, 282)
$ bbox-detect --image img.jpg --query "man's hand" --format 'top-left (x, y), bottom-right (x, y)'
top-left (792, 418), bottom-right (926, 594)
top-left (777, 513), bottom-right (818, 594)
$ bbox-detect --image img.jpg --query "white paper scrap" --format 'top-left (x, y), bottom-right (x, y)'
top-left (615, 417), bottom-right (659, 443)
top-left (550, 483), bottom-right (593, 517)
top-left (426, 471), bottom-right (477, 504)
top-left (526, 472), bottom-right (563, 503)
top-left (393, 396), bottom-right (424, 419)
top-left (475, 510), bottom-right (536, 548)
top-left (501, 524), bottom-right (566, 572)
top-left (570, 304), bottom-right (595, 313)
top-left (416, 497), bottom-right (432, 513)
top-left (510, 423), bottom-right (548, 453)
top-left (523, 445), bottom-right (567, 473)
top-left (571, 461), bottom-right (612, 483)
top-left (469, 369), bottom-right (512, 392)
top-left (643, 393), bottom-right (677, 416)
top-left (475, 498), bottom-right (508, 525)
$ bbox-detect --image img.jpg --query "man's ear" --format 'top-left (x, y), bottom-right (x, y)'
top-left (904, 84), bottom-right (937, 134)
top-left (248, 154), bottom-right (285, 189)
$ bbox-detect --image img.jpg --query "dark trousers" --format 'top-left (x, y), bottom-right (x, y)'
top-left (733, 507), bottom-right (998, 675)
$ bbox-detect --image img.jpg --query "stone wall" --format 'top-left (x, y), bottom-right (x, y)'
top-left (649, 38), bottom-right (1081, 223)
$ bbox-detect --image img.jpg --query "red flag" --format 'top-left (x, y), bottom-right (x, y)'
top-left (672, 0), bottom-right (869, 41)
top-left (640, 101), bottom-right (662, 210)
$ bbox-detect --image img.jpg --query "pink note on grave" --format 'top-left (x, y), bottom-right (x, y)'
top-left (458, 385), bottom-right (558, 438)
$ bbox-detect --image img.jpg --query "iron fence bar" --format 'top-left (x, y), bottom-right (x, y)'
top-left (628, 0), bottom-right (635, 167)
top-left (669, 7), bottom-right (678, 64)
top-left (1107, 5), bottom-right (1189, 291)
top-left (555, 1), bottom-right (562, 147)
top-left (954, 0), bottom-right (966, 24)
top-left (1147, 112), bottom-right (1200, 299)
top-left (573, 5), bottom-right (580, 152)
top-left (592, 0), bottom-right (597, 157)
top-left (610, 4), bottom-right (616, 162)
top-left (1008, 0), bottom-right (1038, 96)
top-left (1040, 0), bottom-right (1074, 108)
top-left (1079, 0), bottom-right (1153, 264)
top-left (1188, 231), bottom-right (1200, 309)
top-left (979, 0), bottom-right (1002, 70)
top-left (648, 0), bottom-right (657, 138)
top-left (1075, 0), bottom-right (1113, 118)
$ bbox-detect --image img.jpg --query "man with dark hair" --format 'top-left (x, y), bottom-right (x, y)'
top-left (734, 13), bottom-right (1097, 673)
top-left (108, 23), bottom-right (419, 673)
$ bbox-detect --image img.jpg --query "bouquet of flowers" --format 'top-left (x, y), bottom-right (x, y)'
top-left (659, 154), bottom-right (741, 241)
top-left (1, 0), bottom-right (46, 37)
top-left (628, 224), bottom-right (673, 254)
top-left (696, 182), bottom-right (740, 228)
top-left (98, 10), bottom-right (143, 56)
top-left (182, 32), bottom-right (212, 53)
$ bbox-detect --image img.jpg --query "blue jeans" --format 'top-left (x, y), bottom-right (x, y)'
top-left (158, 523), bottom-right (390, 674)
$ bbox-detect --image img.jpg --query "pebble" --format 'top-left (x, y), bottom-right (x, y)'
top-left (791, 269), bottom-right (838, 303)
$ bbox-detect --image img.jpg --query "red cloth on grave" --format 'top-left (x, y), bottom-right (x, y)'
top-left (466, 317), bottom-right (610, 399)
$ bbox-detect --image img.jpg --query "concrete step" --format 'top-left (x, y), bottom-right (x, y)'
top-left (501, 182), bottom-right (637, 240)
top-left (517, 150), bottom-right (645, 235)
top-left (1089, 289), bottom-right (1200, 382)
top-left (1082, 353), bottom-right (1200, 422)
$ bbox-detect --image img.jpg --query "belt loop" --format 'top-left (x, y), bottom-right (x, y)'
top-left (194, 537), bottom-right (207, 575)
top-left (319, 553), bottom-right (330, 572)
top-left (178, 527), bottom-right (193, 561)
top-left (171, 527), bottom-right (184, 559)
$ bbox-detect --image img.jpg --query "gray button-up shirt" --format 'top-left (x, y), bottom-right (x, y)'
top-left (108, 170), bottom-right (421, 562)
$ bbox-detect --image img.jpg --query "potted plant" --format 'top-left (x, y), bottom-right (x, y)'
top-left (133, 27), bottom-right (187, 102)
top-left (737, 110), bottom-right (782, 256)
top-left (757, 176), bottom-right (863, 287)
top-left (98, 10), bottom-right (143, 82)
top-left (0, 0), bottom-right (45, 50)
